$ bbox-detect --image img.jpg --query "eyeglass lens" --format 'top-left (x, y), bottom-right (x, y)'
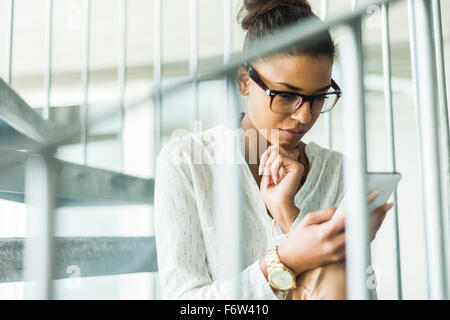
top-left (272, 91), bottom-right (338, 115)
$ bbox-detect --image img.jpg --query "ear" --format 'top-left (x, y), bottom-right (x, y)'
top-left (237, 65), bottom-right (250, 96)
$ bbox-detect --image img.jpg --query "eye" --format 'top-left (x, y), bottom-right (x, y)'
top-left (315, 94), bottom-right (328, 101)
top-left (277, 92), bottom-right (298, 101)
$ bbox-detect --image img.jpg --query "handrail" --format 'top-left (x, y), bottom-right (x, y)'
top-left (1, 0), bottom-right (403, 156)
top-left (0, 237), bottom-right (157, 283)
top-left (151, 0), bottom-right (402, 101)
top-left (0, 78), bottom-right (55, 144)
top-left (0, 148), bottom-right (154, 206)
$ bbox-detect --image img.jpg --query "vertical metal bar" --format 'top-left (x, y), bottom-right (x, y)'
top-left (223, 0), bottom-right (232, 124)
top-left (223, 0), bottom-right (231, 126)
top-left (152, 0), bottom-right (163, 299)
top-left (222, 70), bottom-right (245, 299)
top-left (350, 0), bottom-right (376, 300)
top-left (321, 0), bottom-right (333, 149)
top-left (44, 0), bottom-right (53, 120)
top-left (6, 0), bottom-right (14, 86)
top-left (224, 0), bottom-right (233, 120)
top-left (320, 0), bottom-right (328, 20)
top-left (81, 0), bottom-right (91, 165)
top-left (221, 0), bottom-right (243, 299)
top-left (340, 18), bottom-right (371, 300)
top-left (381, 2), bottom-right (403, 300)
top-left (431, 0), bottom-right (450, 293)
top-left (224, 0), bottom-right (231, 65)
top-left (189, 0), bottom-right (199, 130)
top-left (407, 0), bottom-right (430, 298)
top-left (153, 0), bottom-right (162, 161)
top-left (118, 0), bottom-right (127, 170)
top-left (431, 0), bottom-right (450, 163)
top-left (24, 150), bottom-right (57, 299)
top-left (410, 0), bottom-right (448, 300)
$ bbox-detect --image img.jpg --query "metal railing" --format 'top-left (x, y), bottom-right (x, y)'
top-left (408, 0), bottom-right (449, 299)
top-left (0, 0), bottom-right (448, 300)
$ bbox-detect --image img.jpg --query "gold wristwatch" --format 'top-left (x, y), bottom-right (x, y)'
top-left (264, 245), bottom-right (296, 291)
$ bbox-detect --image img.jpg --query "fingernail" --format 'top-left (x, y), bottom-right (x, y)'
top-left (386, 202), bottom-right (394, 209)
top-left (368, 190), bottom-right (380, 201)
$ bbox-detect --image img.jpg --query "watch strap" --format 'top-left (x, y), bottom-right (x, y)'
top-left (264, 245), bottom-right (296, 290)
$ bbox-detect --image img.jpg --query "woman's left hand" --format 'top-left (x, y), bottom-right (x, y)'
top-left (369, 202), bottom-right (394, 242)
top-left (336, 191), bottom-right (394, 242)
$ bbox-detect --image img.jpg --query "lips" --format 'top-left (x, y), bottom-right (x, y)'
top-left (281, 128), bottom-right (307, 134)
top-left (279, 128), bottom-right (306, 140)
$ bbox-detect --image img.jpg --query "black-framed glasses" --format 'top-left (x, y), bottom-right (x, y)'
top-left (244, 62), bottom-right (342, 116)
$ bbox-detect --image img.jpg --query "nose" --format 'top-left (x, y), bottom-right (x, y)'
top-left (290, 100), bottom-right (312, 123)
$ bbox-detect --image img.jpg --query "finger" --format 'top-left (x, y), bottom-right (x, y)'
top-left (370, 210), bottom-right (386, 240)
top-left (264, 149), bottom-right (278, 176)
top-left (372, 206), bottom-right (387, 224)
top-left (333, 244), bottom-right (346, 262)
top-left (372, 202), bottom-right (393, 216)
top-left (370, 213), bottom-right (385, 239)
top-left (332, 231), bottom-right (346, 250)
top-left (269, 143), bottom-right (280, 154)
top-left (323, 232), bottom-right (346, 263)
top-left (368, 204), bottom-right (388, 233)
top-left (370, 219), bottom-right (384, 242)
top-left (370, 205), bottom-right (391, 239)
top-left (261, 173), bottom-right (271, 189)
top-left (330, 201), bottom-right (388, 236)
top-left (278, 166), bottom-right (287, 181)
top-left (371, 213), bottom-right (386, 234)
top-left (367, 189), bottom-right (380, 203)
top-left (270, 154), bottom-right (282, 184)
top-left (327, 209), bottom-right (346, 235)
top-left (375, 204), bottom-right (391, 226)
top-left (385, 202), bottom-right (394, 211)
top-left (304, 207), bottom-right (337, 226)
top-left (266, 171), bottom-right (273, 188)
top-left (259, 148), bottom-right (272, 175)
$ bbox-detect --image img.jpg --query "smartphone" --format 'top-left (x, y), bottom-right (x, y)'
top-left (332, 172), bottom-right (402, 220)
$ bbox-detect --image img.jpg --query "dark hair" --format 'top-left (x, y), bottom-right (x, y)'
top-left (237, 0), bottom-right (336, 62)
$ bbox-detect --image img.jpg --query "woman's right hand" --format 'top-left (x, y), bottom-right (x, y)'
top-left (277, 206), bottom-right (345, 276)
top-left (277, 190), bottom-right (392, 277)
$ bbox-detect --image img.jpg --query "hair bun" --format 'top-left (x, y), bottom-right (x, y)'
top-left (238, 0), bottom-right (312, 30)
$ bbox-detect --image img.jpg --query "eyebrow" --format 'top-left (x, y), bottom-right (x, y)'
top-left (275, 82), bottom-right (331, 93)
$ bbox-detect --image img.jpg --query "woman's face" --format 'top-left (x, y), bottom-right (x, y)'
top-left (238, 54), bottom-right (333, 150)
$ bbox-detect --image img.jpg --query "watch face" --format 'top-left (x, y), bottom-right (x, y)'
top-left (269, 269), bottom-right (294, 291)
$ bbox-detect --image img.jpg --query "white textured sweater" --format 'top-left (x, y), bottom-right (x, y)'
top-left (154, 123), bottom-right (345, 299)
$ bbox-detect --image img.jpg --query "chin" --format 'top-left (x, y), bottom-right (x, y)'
top-left (279, 138), bottom-right (300, 147)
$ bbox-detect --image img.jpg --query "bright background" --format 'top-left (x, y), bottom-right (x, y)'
top-left (0, 0), bottom-right (449, 299)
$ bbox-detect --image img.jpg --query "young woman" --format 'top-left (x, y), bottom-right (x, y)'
top-left (154, 0), bottom-right (393, 300)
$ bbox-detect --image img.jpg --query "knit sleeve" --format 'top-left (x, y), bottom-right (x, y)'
top-left (154, 143), bottom-right (286, 299)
